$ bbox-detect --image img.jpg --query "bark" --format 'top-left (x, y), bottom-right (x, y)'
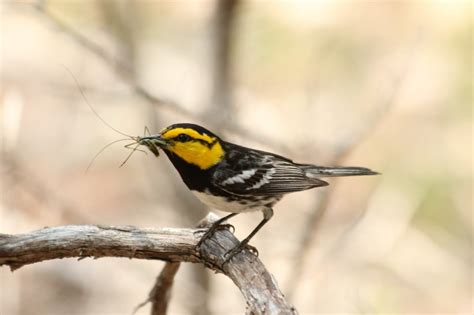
top-left (0, 214), bottom-right (296, 315)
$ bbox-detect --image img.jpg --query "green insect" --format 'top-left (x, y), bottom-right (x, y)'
top-left (86, 124), bottom-right (161, 171)
top-left (136, 127), bottom-right (160, 157)
top-left (118, 127), bottom-right (162, 168)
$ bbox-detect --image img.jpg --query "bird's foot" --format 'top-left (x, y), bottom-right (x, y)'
top-left (221, 240), bottom-right (258, 266)
top-left (195, 222), bottom-right (235, 249)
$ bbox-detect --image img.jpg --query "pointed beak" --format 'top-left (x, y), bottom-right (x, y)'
top-left (138, 135), bottom-right (168, 147)
top-left (138, 134), bottom-right (168, 156)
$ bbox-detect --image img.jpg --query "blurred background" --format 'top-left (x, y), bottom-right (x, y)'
top-left (0, 0), bottom-right (471, 314)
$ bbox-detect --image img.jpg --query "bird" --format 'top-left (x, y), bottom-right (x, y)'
top-left (137, 123), bottom-right (378, 263)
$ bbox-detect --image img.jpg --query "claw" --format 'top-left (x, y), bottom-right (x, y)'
top-left (197, 223), bottom-right (234, 249)
top-left (221, 241), bottom-right (258, 267)
top-left (196, 213), bottom-right (238, 250)
top-left (218, 223), bottom-right (235, 233)
top-left (244, 244), bottom-right (258, 257)
top-left (196, 225), bottom-right (220, 249)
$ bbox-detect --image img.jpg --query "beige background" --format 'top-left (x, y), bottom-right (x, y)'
top-left (0, 1), bottom-right (471, 314)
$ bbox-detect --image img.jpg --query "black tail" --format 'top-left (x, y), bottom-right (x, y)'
top-left (302, 165), bottom-right (379, 178)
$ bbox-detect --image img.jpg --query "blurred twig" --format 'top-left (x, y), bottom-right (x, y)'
top-left (97, 0), bottom-right (138, 80)
top-left (26, 2), bottom-right (286, 151)
top-left (0, 213), bottom-right (297, 315)
top-left (134, 262), bottom-right (181, 315)
top-left (96, 5), bottom-right (184, 312)
top-left (207, 0), bottom-right (239, 127)
top-left (1, 154), bottom-right (88, 223)
top-left (323, 180), bottom-right (383, 260)
top-left (286, 43), bottom-right (415, 298)
top-left (184, 2), bottom-right (241, 313)
top-left (150, 263), bottom-right (181, 315)
top-left (135, 205), bottom-right (209, 315)
top-left (32, 3), bottom-right (189, 113)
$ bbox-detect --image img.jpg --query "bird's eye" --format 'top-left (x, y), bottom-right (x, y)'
top-left (176, 133), bottom-right (191, 142)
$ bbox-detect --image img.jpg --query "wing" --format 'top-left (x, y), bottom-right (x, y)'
top-left (213, 144), bottom-right (328, 196)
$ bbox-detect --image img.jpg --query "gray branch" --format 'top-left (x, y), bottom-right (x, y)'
top-left (0, 215), bottom-right (296, 315)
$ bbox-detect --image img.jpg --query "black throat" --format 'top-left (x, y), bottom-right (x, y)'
top-left (163, 150), bottom-right (214, 192)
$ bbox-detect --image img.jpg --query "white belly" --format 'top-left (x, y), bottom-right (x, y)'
top-left (191, 190), bottom-right (270, 213)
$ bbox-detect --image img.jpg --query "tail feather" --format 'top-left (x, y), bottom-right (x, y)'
top-left (302, 165), bottom-right (379, 178)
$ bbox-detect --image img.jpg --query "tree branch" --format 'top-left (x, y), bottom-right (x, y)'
top-left (0, 215), bottom-right (297, 315)
top-left (133, 262), bottom-right (181, 315)
top-left (149, 263), bottom-right (181, 315)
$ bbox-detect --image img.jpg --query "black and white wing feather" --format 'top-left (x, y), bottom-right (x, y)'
top-left (213, 143), bottom-right (328, 196)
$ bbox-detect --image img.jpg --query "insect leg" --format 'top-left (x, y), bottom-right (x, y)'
top-left (120, 142), bottom-right (145, 167)
top-left (86, 138), bottom-right (132, 172)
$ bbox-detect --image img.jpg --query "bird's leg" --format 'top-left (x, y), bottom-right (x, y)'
top-left (223, 208), bottom-right (273, 264)
top-left (196, 212), bottom-right (238, 248)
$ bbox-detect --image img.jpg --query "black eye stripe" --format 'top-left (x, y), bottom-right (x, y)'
top-left (194, 139), bottom-right (216, 147)
top-left (173, 134), bottom-right (217, 148)
top-left (174, 134), bottom-right (191, 142)
top-left (208, 139), bottom-right (218, 147)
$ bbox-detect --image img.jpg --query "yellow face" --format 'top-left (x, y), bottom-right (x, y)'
top-left (160, 127), bottom-right (225, 170)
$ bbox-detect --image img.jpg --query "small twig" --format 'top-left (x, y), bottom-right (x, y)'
top-left (135, 214), bottom-right (224, 315)
top-left (133, 262), bottom-right (181, 315)
top-left (208, 0), bottom-right (239, 123)
top-left (149, 263), bottom-right (181, 315)
top-left (285, 112), bottom-right (386, 297)
top-left (286, 35), bottom-right (418, 297)
top-left (34, 4), bottom-right (190, 112)
top-left (2, 154), bottom-right (88, 223)
top-left (285, 95), bottom-right (395, 298)
top-left (21, 3), bottom-right (285, 151)
top-left (0, 214), bottom-right (297, 315)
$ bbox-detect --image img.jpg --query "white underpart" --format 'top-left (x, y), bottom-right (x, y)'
top-left (221, 169), bottom-right (257, 185)
top-left (191, 191), bottom-right (270, 213)
top-left (250, 168), bottom-right (276, 189)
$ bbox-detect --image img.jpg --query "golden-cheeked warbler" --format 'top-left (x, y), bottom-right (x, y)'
top-left (138, 123), bottom-right (378, 262)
